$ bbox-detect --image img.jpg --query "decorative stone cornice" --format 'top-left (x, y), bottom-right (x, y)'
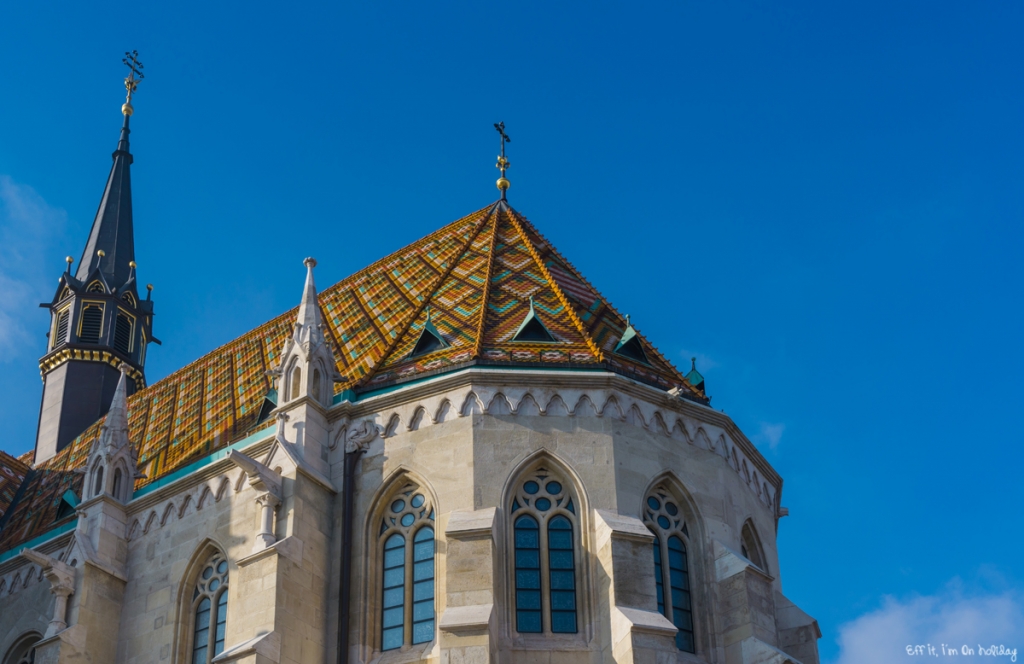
top-left (37, 347), bottom-right (145, 387)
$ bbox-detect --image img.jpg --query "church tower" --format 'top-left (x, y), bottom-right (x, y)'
top-left (34, 53), bottom-right (157, 464)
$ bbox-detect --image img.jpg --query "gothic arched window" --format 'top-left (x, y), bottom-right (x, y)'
top-left (510, 466), bottom-right (579, 634)
top-left (3, 632), bottom-right (41, 664)
top-left (92, 464), bottom-right (104, 498)
top-left (740, 520), bottom-right (767, 574)
top-left (312, 368), bottom-right (322, 403)
top-left (112, 467), bottom-right (123, 501)
top-left (189, 552), bottom-right (229, 664)
top-left (378, 482), bottom-right (436, 651)
top-left (289, 366), bottom-right (301, 401)
top-left (643, 487), bottom-right (695, 653)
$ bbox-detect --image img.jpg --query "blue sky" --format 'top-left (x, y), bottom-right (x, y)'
top-left (1, 2), bottom-right (1022, 660)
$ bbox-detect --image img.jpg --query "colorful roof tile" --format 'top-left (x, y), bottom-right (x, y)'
top-left (0, 201), bottom-right (703, 553)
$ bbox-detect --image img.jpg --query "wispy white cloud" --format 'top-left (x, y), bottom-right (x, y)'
top-left (832, 580), bottom-right (1024, 664)
top-left (0, 176), bottom-right (67, 360)
top-left (754, 421), bottom-right (785, 450)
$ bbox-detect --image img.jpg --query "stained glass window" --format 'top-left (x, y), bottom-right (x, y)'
top-left (378, 482), bottom-right (436, 651)
top-left (191, 553), bottom-right (229, 664)
top-left (510, 466), bottom-right (579, 635)
top-left (644, 486), bottom-right (696, 653)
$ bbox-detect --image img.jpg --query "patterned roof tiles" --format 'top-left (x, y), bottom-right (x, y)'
top-left (0, 201), bottom-right (703, 553)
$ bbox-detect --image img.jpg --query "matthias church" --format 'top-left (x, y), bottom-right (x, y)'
top-left (0, 61), bottom-right (820, 664)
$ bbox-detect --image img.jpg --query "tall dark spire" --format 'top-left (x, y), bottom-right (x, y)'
top-left (76, 113), bottom-right (135, 286)
top-left (34, 51), bottom-right (155, 465)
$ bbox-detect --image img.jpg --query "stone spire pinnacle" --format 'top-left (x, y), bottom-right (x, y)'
top-left (294, 257), bottom-right (327, 350)
top-left (96, 364), bottom-right (131, 454)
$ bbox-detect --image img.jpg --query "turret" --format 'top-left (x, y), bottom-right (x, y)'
top-left (34, 53), bottom-right (157, 464)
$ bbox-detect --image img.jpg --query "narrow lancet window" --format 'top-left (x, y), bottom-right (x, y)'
top-left (378, 481), bottom-right (436, 651)
top-left (190, 552), bottom-right (229, 664)
top-left (644, 485), bottom-right (697, 653)
top-left (510, 466), bottom-right (579, 635)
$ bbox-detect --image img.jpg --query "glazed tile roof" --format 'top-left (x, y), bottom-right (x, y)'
top-left (0, 452), bottom-right (30, 522)
top-left (0, 200), bottom-right (703, 553)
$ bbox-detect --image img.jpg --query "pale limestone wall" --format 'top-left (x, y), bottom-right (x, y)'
top-left (2, 369), bottom-right (815, 664)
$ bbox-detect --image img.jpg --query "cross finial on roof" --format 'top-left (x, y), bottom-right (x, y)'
top-left (121, 50), bottom-right (144, 116)
top-left (494, 122), bottom-right (511, 200)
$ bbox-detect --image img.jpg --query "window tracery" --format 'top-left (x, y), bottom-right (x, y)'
top-left (378, 482), bottom-right (436, 651)
top-left (643, 485), bottom-right (695, 653)
top-left (510, 466), bottom-right (578, 634)
top-left (189, 552), bottom-right (229, 664)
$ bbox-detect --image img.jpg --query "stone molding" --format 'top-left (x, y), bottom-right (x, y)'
top-left (212, 630), bottom-right (282, 663)
top-left (438, 603), bottom-right (493, 633)
top-left (444, 507), bottom-right (496, 540)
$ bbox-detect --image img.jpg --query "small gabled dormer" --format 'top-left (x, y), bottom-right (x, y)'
top-left (84, 364), bottom-right (141, 504)
top-left (613, 315), bottom-right (650, 364)
top-left (410, 309), bottom-right (450, 357)
top-left (270, 258), bottom-right (343, 407)
top-left (512, 297), bottom-right (556, 343)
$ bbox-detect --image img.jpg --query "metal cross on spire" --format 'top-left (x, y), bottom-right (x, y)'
top-left (121, 50), bottom-right (145, 116)
top-left (494, 121), bottom-right (511, 200)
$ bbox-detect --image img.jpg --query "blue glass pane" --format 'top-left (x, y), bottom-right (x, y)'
top-left (411, 494), bottom-right (425, 508)
top-left (551, 611), bottom-right (577, 633)
top-left (413, 600), bottom-right (434, 622)
top-left (401, 513), bottom-right (415, 526)
top-left (535, 497), bottom-right (551, 511)
top-left (209, 578), bottom-right (219, 591)
top-left (203, 566), bottom-right (213, 580)
top-left (413, 560), bottom-right (433, 580)
top-left (668, 537), bottom-right (685, 552)
top-left (217, 561), bottom-right (228, 574)
top-left (523, 481), bottom-right (539, 494)
top-left (412, 619), bottom-right (434, 644)
top-left (548, 530), bottom-right (572, 550)
top-left (668, 550), bottom-right (686, 569)
top-left (516, 570), bottom-right (541, 589)
top-left (546, 481), bottom-right (562, 494)
top-left (413, 579), bottom-right (435, 601)
top-left (669, 570), bottom-right (686, 588)
top-left (383, 567), bottom-right (405, 588)
top-left (383, 587), bottom-right (404, 608)
top-left (550, 570), bottom-right (575, 590)
top-left (516, 549), bottom-right (539, 569)
top-left (516, 589), bottom-right (541, 610)
top-left (671, 588), bottom-right (688, 608)
top-left (657, 515), bottom-right (671, 529)
top-left (511, 498), bottom-right (521, 512)
top-left (517, 611), bottom-right (542, 633)
top-left (549, 550), bottom-right (573, 569)
top-left (566, 498), bottom-right (575, 514)
top-left (391, 499), bottom-right (406, 513)
top-left (550, 590), bottom-right (576, 610)
top-left (385, 533), bottom-right (405, 550)
top-left (676, 630), bottom-right (694, 652)
top-left (414, 541), bottom-right (434, 563)
top-left (665, 502), bottom-right (678, 516)
top-left (647, 496), bottom-right (661, 510)
top-left (384, 547), bottom-right (404, 568)
top-left (549, 516), bottom-right (571, 530)
top-left (674, 609), bottom-right (693, 631)
top-left (194, 627), bottom-right (209, 648)
top-left (192, 646), bottom-right (207, 664)
top-left (382, 626), bottom-right (403, 651)
top-left (414, 526), bottom-right (434, 542)
top-left (382, 606), bottom-right (404, 628)
top-left (195, 602), bottom-right (211, 630)
top-left (516, 515), bottom-right (538, 529)
top-left (515, 529), bottom-right (539, 549)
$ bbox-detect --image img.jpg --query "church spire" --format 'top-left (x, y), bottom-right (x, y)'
top-left (76, 52), bottom-right (144, 287)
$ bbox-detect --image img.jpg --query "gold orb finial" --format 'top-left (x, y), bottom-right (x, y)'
top-left (122, 102), bottom-right (134, 116)
top-left (497, 177), bottom-right (510, 192)
top-left (129, 260), bottom-right (137, 269)
top-left (146, 283), bottom-right (153, 291)
top-left (97, 249), bottom-right (106, 258)
top-left (65, 256), bottom-right (73, 265)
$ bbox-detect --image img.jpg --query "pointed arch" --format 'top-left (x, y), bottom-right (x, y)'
top-left (433, 399), bottom-right (453, 424)
top-left (544, 394), bottom-right (570, 417)
top-left (3, 631), bottom-right (43, 664)
top-left (172, 539), bottom-right (231, 664)
top-left (626, 403), bottom-right (647, 428)
top-left (499, 450), bottom-right (593, 640)
top-left (640, 470), bottom-right (710, 655)
top-left (362, 468), bottom-right (440, 653)
top-left (460, 392), bottom-right (483, 417)
top-left (143, 510), bottom-right (158, 534)
top-left (178, 494), bottom-right (194, 519)
top-left (197, 485), bottom-right (214, 510)
top-left (740, 519), bottom-right (768, 574)
top-left (127, 519), bottom-right (142, 541)
top-left (600, 395), bottom-right (624, 420)
top-left (383, 413), bottom-right (401, 438)
top-left (407, 406), bottom-right (426, 431)
top-left (572, 394), bottom-right (598, 418)
top-left (516, 393), bottom-right (541, 416)
top-left (215, 476), bottom-right (232, 501)
top-left (161, 502), bottom-right (177, 527)
top-left (487, 393), bottom-right (512, 415)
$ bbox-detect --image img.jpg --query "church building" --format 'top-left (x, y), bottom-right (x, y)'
top-left (0, 59), bottom-right (820, 664)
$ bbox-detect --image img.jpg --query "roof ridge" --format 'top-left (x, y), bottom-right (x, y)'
top-left (503, 206), bottom-right (604, 362)
top-left (352, 202), bottom-right (501, 389)
top-left (471, 209), bottom-right (501, 360)
top-left (505, 205), bottom-right (691, 390)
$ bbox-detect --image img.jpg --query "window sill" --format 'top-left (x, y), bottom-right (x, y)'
top-left (368, 640), bottom-right (436, 664)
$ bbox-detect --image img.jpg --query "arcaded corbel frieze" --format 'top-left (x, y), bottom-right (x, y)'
top-left (21, 548), bottom-right (76, 637)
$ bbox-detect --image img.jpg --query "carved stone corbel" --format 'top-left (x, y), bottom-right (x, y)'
top-left (226, 450), bottom-right (283, 552)
top-left (21, 548), bottom-right (76, 637)
top-left (344, 419), bottom-right (378, 454)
